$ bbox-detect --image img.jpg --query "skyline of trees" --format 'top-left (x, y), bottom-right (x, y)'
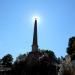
top-left (0, 36), bottom-right (75, 65)
top-left (0, 36), bottom-right (75, 75)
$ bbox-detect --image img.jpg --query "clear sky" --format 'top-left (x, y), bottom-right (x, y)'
top-left (0, 0), bottom-right (75, 60)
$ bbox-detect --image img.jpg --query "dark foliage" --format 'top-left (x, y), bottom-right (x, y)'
top-left (67, 36), bottom-right (75, 60)
top-left (12, 50), bottom-right (58, 75)
top-left (1, 54), bottom-right (13, 67)
top-left (63, 70), bottom-right (72, 75)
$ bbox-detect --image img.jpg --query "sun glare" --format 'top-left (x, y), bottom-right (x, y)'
top-left (32, 16), bottom-right (40, 23)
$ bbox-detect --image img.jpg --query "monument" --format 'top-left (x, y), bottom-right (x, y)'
top-left (32, 18), bottom-right (38, 52)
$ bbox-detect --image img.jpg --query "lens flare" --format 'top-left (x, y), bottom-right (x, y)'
top-left (32, 16), bottom-right (40, 23)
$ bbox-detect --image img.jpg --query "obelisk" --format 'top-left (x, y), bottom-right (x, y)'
top-left (32, 18), bottom-right (38, 52)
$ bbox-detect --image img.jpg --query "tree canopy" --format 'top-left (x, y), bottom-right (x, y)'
top-left (67, 37), bottom-right (75, 60)
top-left (1, 54), bottom-right (13, 67)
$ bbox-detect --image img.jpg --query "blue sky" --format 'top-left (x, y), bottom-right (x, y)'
top-left (0, 0), bottom-right (75, 60)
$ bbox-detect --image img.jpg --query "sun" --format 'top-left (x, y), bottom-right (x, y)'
top-left (32, 16), bottom-right (40, 23)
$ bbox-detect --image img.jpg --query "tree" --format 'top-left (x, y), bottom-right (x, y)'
top-left (13, 50), bottom-right (58, 75)
top-left (41, 50), bottom-right (57, 63)
top-left (67, 37), bottom-right (75, 55)
top-left (2, 54), bottom-right (13, 67)
top-left (15, 54), bottom-right (26, 62)
top-left (67, 36), bottom-right (75, 60)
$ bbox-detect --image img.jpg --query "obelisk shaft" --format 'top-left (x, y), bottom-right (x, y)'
top-left (32, 19), bottom-right (38, 52)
